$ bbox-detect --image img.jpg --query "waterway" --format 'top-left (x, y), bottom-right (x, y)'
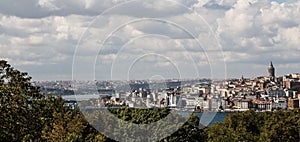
top-left (195, 112), bottom-right (231, 126)
top-left (178, 112), bottom-right (233, 126)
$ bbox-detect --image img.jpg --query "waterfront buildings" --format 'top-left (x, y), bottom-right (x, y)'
top-left (35, 62), bottom-right (300, 112)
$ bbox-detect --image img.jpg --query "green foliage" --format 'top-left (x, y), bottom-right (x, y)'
top-left (86, 107), bottom-right (207, 141)
top-left (161, 114), bottom-right (208, 142)
top-left (2, 60), bottom-right (300, 142)
top-left (108, 107), bottom-right (170, 124)
top-left (0, 60), bottom-right (45, 141)
top-left (0, 60), bottom-right (106, 141)
top-left (41, 99), bottom-right (84, 141)
top-left (206, 110), bottom-right (300, 142)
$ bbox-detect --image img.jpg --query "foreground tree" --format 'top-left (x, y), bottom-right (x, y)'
top-left (206, 110), bottom-right (300, 142)
top-left (0, 60), bottom-right (107, 141)
top-left (0, 60), bottom-right (46, 141)
top-left (90, 107), bottom-right (208, 142)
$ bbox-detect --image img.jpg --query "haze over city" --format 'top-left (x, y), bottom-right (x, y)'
top-left (0, 0), bottom-right (299, 80)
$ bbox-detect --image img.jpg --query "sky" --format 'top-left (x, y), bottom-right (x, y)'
top-left (0, 0), bottom-right (299, 81)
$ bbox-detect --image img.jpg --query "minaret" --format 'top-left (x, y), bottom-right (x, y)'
top-left (268, 61), bottom-right (275, 78)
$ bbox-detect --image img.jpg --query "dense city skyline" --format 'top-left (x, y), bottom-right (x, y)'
top-left (0, 0), bottom-right (299, 81)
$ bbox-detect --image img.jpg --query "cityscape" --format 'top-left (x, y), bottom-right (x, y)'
top-left (35, 61), bottom-right (300, 112)
top-left (1, 59), bottom-right (300, 141)
top-left (1, 0), bottom-right (300, 141)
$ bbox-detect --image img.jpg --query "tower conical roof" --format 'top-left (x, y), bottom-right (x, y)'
top-left (269, 61), bottom-right (274, 68)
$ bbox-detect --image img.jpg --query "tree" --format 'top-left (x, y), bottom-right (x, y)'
top-left (0, 60), bottom-right (108, 141)
top-left (161, 114), bottom-right (208, 142)
top-left (0, 60), bottom-right (45, 141)
top-left (40, 97), bottom-right (87, 141)
top-left (206, 110), bottom-right (300, 142)
top-left (88, 107), bottom-right (208, 142)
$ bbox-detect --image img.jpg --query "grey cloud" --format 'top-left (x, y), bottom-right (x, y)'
top-left (19, 60), bottom-right (72, 80)
top-left (0, 0), bottom-right (193, 19)
top-left (0, 0), bottom-right (107, 18)
top-left (103, 0), bottom-right (190, 18)
top-left (203, 3), bottom-right (232, 10)
top-left (0, 0), bottom-right (45, 18)
top-left (1, 0), bottom-right (300, 80)
top-left (133, 22), bottom-right (194, 39)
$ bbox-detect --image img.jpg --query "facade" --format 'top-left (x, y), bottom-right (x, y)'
top-left (275, 98), bottom-right (287, 110)
top-left (288, 98), bottom-right (299, 109)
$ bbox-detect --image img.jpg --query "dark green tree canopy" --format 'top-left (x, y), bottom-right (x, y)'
top-left (0, 60), bottom-right (45, 141)
top-left (206, 110), bottom-right (300, 142)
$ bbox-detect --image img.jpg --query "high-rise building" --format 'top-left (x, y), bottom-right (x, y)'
top-left (268, 61), bottom-right (275, 78)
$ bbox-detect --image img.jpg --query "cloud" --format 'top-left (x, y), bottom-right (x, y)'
top-left (0, 0), bottom-right (300, 80)
top-left (215, 0), bottom-right (300, 62)
top-left (0, 0), bottom-right (196, 19)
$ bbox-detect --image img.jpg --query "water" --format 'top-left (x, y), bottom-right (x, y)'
top-left (62, 94), bottom-right (99, 101)
top-left (177, 112), bottom-right (232, 126)
top-left (195, 112), bottom-right (230, 126)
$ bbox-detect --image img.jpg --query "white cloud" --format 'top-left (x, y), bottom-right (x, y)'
top-left (38, 0), bottom-right (61, 11)
top-left (215, 0), bottom-right (300, 64)
top-left (0, 0), bottom-right (300, 80)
